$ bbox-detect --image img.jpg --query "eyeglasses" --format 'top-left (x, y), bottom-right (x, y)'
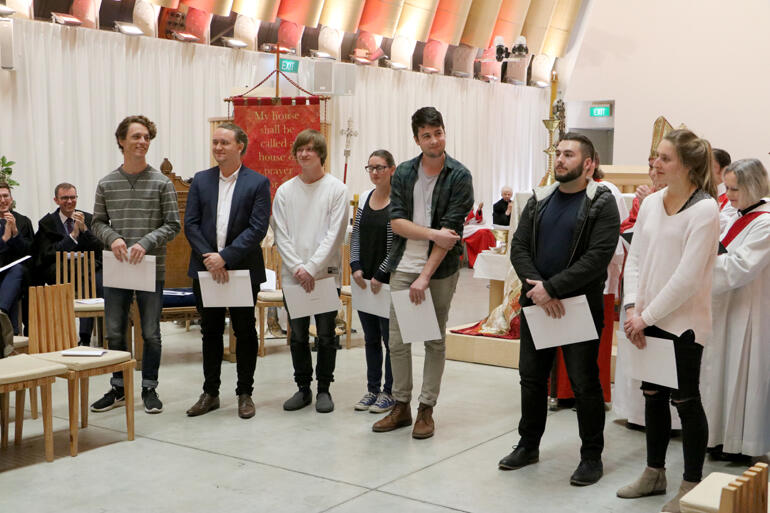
top-left (365, 165), bottom-right (389, 174)
top-left (58, 196), bottom-right (78, 201)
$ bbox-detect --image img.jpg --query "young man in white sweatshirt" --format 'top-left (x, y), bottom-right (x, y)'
top-left (271, 129), bottom-right (349, 413)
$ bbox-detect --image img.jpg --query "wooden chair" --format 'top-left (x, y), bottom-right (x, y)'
top-left (55, 251), bottom-right (104, 345)
top-left (0, 354), bottom-right (67, 462)
top-left (256, 245), bottom-right (290, 357)
top-left (27, 284), bottom-right (135, 457)
top-left (339, 243), bottom-right (353, 349)
top-left (679, 463), bottom-right (768, 513)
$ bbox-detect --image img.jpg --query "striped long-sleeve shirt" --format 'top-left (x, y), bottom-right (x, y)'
top-left (350, 188), bottom-right (392, 283)
top-left (92, 166), bottom-right (181, 281)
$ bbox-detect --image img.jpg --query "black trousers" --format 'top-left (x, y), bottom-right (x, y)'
top-left (642, 326), bottom-right (708, 483)
top-left (285, 291), bottom-right (338, 389)
top-left (193, 279), bottom-right (259, 397)
top-left (517, 312), bottom-right (605, 460)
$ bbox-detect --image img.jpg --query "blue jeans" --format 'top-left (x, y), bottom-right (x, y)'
top-left (358, 311), bottom-right (392, 395)
top-left (104, 280), bottom-right (164, 389)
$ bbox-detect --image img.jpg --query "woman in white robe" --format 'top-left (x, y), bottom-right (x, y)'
top-left (701, 158), bottom-right (770, 458)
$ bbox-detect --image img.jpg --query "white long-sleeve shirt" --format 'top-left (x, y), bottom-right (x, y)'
top-left (271, 174), bottom-right (349, 287)
top-left (623, 189), bottom-right (720, 344)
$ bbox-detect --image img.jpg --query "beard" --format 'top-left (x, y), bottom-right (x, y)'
top-left (554, 163), bottom-right (584, 183)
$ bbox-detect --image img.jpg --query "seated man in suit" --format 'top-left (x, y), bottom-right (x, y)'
top-left (0, 182), bottom-right (34, 334)
top-left (184, 122), bottom-right (270, 420)
top-left (34, 182), bottom-right (104, 346)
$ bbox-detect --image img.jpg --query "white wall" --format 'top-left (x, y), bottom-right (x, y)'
top-left (565, 0), bottom-right (770, 169)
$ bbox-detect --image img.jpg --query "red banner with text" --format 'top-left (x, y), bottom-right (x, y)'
top-left (233, 98), bottom-right (321, 201)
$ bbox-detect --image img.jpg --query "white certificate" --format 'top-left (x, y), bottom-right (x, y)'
top-left (198, 270), bottom-right (254, 308)
top-left (102, 251), bottom-right (156, 292)
top-left (616, 332), bottom-right (678, 389)
top-left (391, 289), bottom-right (441, 344)
top-left (522, 295), bottom-right (598, 350)
top-left (283, 277), bottom-right (339, 318)
top-left (351, 280), bottom-right (391, 319)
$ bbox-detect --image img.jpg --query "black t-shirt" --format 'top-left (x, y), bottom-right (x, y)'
top-left (359, 194), bottom-right (391, 280)
top-left (534, 189), bottom-right (585, 279)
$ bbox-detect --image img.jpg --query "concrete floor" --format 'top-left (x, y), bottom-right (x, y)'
top-left (0, 269), bottom-right (752, 512)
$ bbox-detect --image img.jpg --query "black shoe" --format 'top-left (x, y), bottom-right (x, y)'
top-left (570, 459), bottom-right (603, 486)
top-left (91, 387), bottom-right (125, 412)
top-left (142, 387), bottom-right (164, 414)
top-left (498, 445), bottom-right (539, 470)
top-left (283, 388), bottom-right (312, 411)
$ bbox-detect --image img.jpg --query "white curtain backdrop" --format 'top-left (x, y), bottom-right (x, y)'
top-left (0, 19), bottom-right (549, 224)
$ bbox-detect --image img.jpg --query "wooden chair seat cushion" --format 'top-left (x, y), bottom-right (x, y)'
top-left (340, 285), bottom-right (351, 296)
top-left (0, 354), bottom-right (68, 385)
top-left (13, 336), bottom-right (29, 349)
top-left (32, 350), bottom-right (131, 372)
top-left (258, 290), bottom-right (284, 302)
top-left (680, 471), bottom-right (770, 513)
top-left (74, 301), bottom-right (105, 313)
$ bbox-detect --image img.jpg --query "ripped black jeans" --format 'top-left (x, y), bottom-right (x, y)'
top-left (641, 326), bottom-right (708, 483)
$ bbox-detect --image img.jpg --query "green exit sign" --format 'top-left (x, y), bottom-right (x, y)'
top-left (590, 105), bottom-right (611, 117)
top-left (280, 58), bottom-right (299, 73)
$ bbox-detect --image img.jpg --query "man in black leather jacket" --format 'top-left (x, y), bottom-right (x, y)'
top-left (499, 133), bottom-right (620, 487)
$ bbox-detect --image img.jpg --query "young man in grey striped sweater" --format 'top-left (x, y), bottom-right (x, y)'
top-left (90, 115), bottom-right (180, 414)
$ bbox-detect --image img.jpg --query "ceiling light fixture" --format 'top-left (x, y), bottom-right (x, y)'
top-left (222, 37), bottom-right (248, 49)
top-left (385, 60), bottom-right (406, 70)
top-left (171, 30), bottom-right (200, 43)
top-left (310, 49), bottom-right (335, 60)
top-left (114, 21), bottom-right (144, 36)
top-left (51, 12), bottom-right (83, 26)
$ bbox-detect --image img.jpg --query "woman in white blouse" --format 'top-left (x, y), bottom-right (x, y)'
top-left (617, 129), bottom-right (720, 513)
top-left (701, 158), bottom-right (770, 461)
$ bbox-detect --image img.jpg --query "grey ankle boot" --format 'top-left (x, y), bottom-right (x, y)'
top-left (617, 467), bottom-right (667, 498)
top-left (661, 480), bottom-right (698, 513)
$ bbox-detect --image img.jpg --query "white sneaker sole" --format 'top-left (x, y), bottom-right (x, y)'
top-left (90, 398), bottom-right (126, 413)
top-left (144, 404), bottom-right (164, 414)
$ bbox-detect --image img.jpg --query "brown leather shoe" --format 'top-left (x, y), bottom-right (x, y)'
top-left (412, 403), bottom-right (434, 439)
top-left (186, 393), bottom-right (219, 417)
top-left (238, 394), bottom-right (255, 419)
top-left (372, 401), bottom-right (412, 432)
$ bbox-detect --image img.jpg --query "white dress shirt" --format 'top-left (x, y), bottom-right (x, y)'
top-left (216, 167), bottom-right (240, 251)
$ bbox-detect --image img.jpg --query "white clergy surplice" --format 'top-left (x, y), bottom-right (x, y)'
top-left (701, 202), bottom-right (770, 456)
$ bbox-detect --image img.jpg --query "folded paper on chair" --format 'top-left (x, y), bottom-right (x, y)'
top-left (62, 348), bottom-right (107, 357)
top-left (522, 295), bottom-right (598, 350)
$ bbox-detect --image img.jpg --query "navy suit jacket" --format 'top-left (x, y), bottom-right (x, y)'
top-left (184, 166), bottom-right (271, 285)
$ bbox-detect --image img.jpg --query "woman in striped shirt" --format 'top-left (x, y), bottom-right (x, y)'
top-left (351, 150), bottom-right (395, 414)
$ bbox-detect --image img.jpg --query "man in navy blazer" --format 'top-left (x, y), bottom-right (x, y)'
top-left (34, 183), bottom-right (104, 345)
top-left (184, 122), bottom-right (271, 419)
